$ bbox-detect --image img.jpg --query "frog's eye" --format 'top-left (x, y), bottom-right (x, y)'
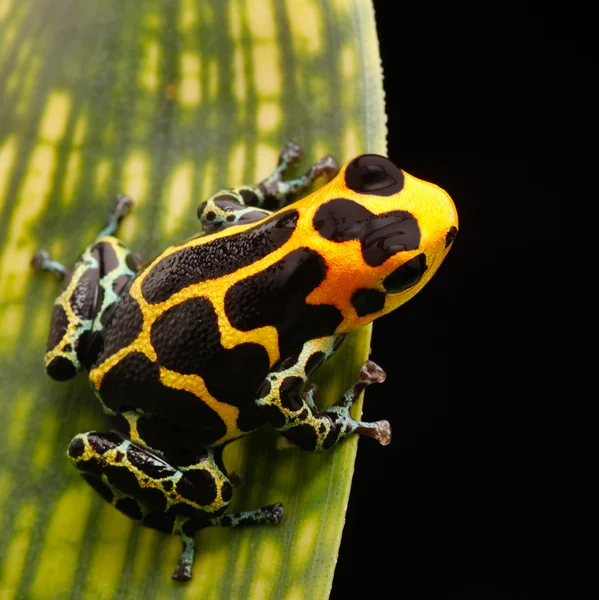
top-left (383, 253), bottom-right (427, 293)
top-left (344, 155), bottom-right (404, 196)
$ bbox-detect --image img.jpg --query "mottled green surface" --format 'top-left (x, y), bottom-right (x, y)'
top-left (0, 0), bottom-right (386, 597)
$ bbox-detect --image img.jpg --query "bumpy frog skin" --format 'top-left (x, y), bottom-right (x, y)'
top-left (33, 143), bottom-right (458, 581)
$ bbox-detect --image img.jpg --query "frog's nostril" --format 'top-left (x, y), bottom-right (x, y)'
top-left (445, 226), bottom-right (458, 248)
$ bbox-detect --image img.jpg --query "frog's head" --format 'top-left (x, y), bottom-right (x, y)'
top-left (305, 154), bottom-right (458, 329)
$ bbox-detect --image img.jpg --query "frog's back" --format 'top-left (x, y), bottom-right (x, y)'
top-left (89, 207), bottom-right (338, 446)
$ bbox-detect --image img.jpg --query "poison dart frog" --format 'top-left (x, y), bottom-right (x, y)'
top-left (32, 142), bottom-right (458, 581)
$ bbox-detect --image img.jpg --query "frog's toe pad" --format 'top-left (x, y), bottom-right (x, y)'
top-left (316, 155), bottom-right (340, 177)
top-left (172, 564), bottom-right (192, 583)
top-left (373, 420), bottom-right (392, 445)
top-left (356, 419), bottom-right (392, 446)
top-left (264, 502), bottom-right (284, 524)
top-left (360, 360), bottom-right (386, 385)
top-left (112, 193), bottom-right (134, 217)
top-left (281, 141), bottom-right (303, 162)
top-left (31, 249), bottom-right (50, 269)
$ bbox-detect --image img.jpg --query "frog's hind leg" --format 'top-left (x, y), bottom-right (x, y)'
top-left (197, 141), bottom-right (339, 234)
top-left (67, 411), bottom-right (283, 582)
top-left (32, 194), bottom-right (140, 380)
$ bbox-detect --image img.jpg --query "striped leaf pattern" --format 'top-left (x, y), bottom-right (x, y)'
top-left (0, 0), bottom-right (386, 598)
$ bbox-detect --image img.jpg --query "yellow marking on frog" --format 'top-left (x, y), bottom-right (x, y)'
top-left (179, 52), bottom-right (202, 107)
top-left (0, 143), bottom-right (57, 302)
top-left (0, 501), bottom-right (37, 599)
top-left (7, 389), bottom-right (35, 453)
top-left (139, 39), bottom-right (161, 93)
top-left (159, 367), bottom-right (243, 444)
top-left (42, 256), bottom-right (93, 366)
top-left (30, 485), bottom-right (94, 599)
top-left (286, 0), bottom-right (322, 55)
top-left (305, 168), bottom-right (457, 331)
top-left (257, 102), bottom-right (281, 134)
top-left (62, 150), bottom-right (82, 207)
top-left (0, 134), bottom-right (17, 213)
top-left (164, 160), bottom-right (194, 237)
top-left (84, 505), bottom-right (133, 598)
top-left (39, 91), bottom-right (71, 145)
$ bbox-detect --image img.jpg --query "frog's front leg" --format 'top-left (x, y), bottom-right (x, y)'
top-left (68, 411), bottom-right (283, 582)
top-left (256, 336), bottom-right (391, 451)
top-left (32, 194), bottom-right (140, 380)
top-left (197, 141), bottom-right (339, 233)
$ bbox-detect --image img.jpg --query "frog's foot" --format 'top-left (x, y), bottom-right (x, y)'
top-left (258, 141), bottom-right (339, 210)
top-left (173, 503), bottom-right (284, 582)
top-left (327, 360), bottom-right (391, 446)
top-left (257, 335), bottom-right (390, 451)
top-left (31, 249), bottom-right (68, 280)
top-left (96, 193), bottom-right (134, 240)
top-left (197, 142), bottom-right (339, 233)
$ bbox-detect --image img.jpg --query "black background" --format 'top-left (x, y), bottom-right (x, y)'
top-left (332, 2), bottom-right (581, 598)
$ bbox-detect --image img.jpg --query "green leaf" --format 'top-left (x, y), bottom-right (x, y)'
top-left (0, 0), bottom-right (386, 598)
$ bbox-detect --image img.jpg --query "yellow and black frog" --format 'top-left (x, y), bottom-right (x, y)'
top-left (33, 142), bottom-right (458, 581)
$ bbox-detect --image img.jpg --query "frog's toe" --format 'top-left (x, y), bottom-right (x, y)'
top-left (281, 141), bottom-right (303, 162)
top-left (313, 154), bottom-right (340, 179)
top-left (356, 420), bottom-right (392, 446)
top-left (112, 193), bottom-right (134, 217)
top-left (360, 360), bottom-right (386, 385)
top-left (31, 249), bottom-right (67, 279)
top-left (229, 471), bottom-right (243, 488)
top-left (263, 502), bottom-right (284, 524)
top-left (31, 249), bottom-right (50, 269)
